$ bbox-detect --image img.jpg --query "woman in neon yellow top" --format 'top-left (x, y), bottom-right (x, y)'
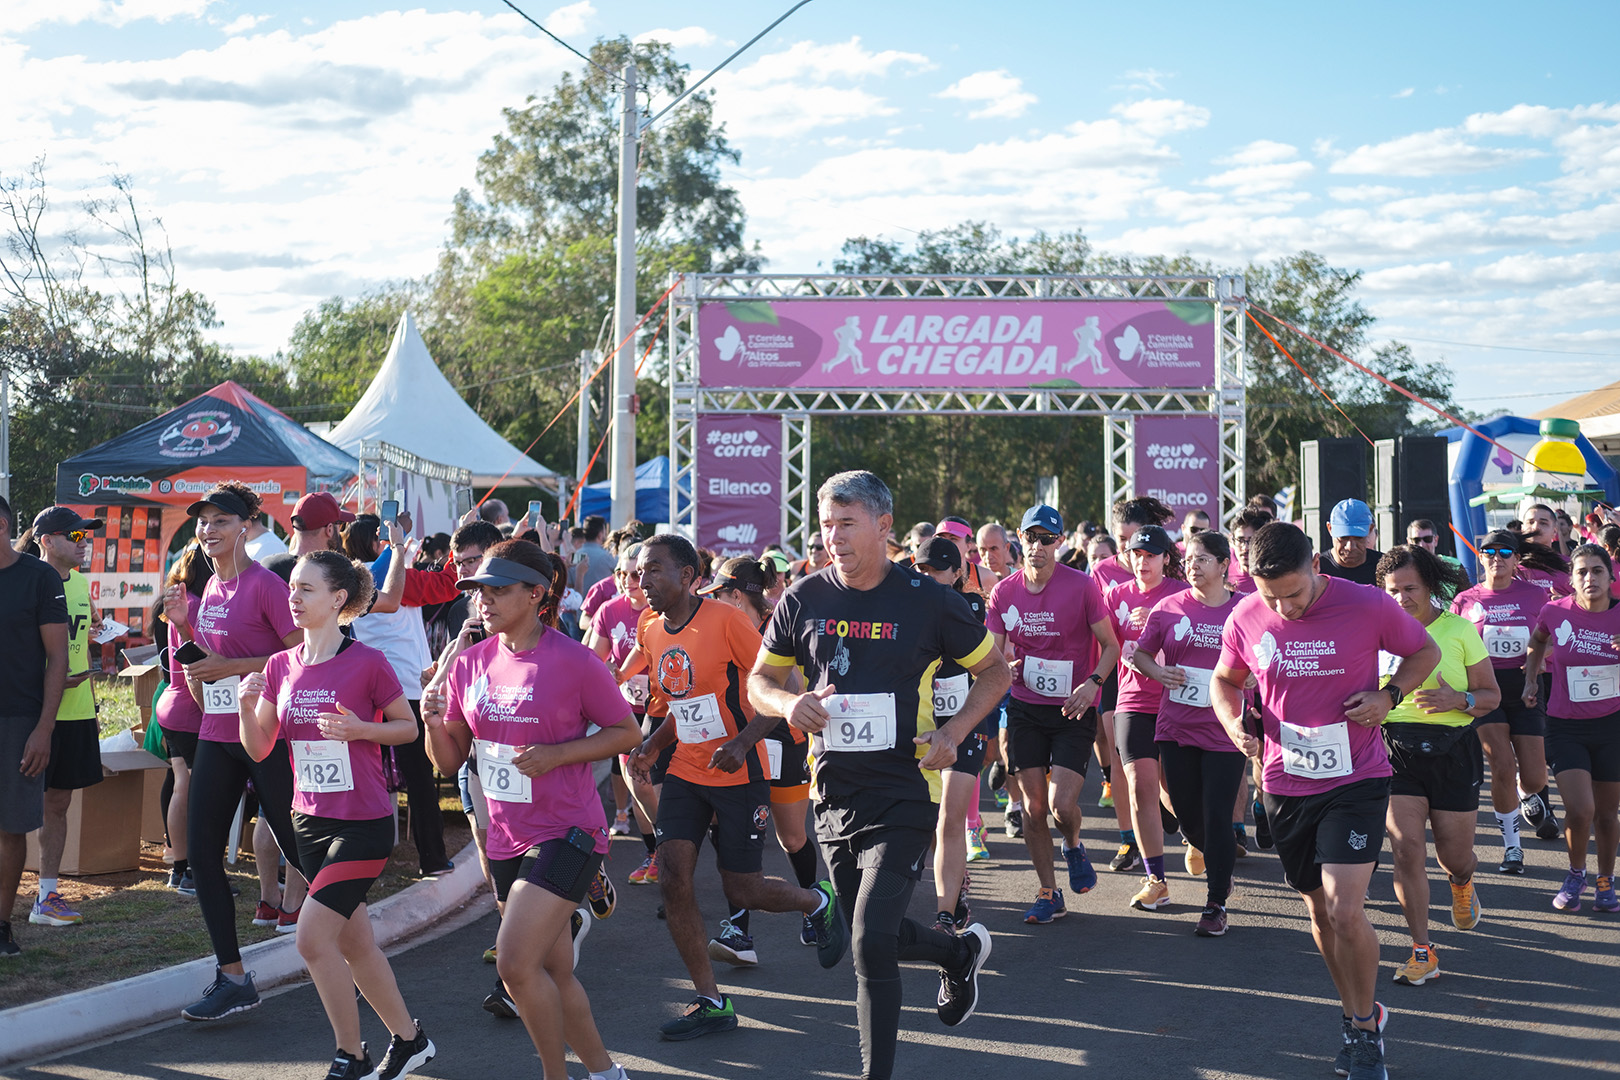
top-left (1376, 546), bottom-right (1499, 989)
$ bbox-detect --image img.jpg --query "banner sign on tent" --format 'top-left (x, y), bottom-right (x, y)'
top-left (695, 414), bottom-right (782, 559)
top-left (1133, 415), bottom-right (1222, 517)
top-left (79, 506), bottom-right (165, 640)
top-left (698, 299), bottom-right (1215, 391)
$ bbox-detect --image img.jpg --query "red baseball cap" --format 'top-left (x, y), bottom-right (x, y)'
top-left (291, 492), bottom-right (356, 531)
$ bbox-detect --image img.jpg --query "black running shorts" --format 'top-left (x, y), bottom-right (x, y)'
top-left (489, 836), bottom-right (604, 904)
top-left (1546, 712), bottom-right (1620, 783)
top-left (655, 773), bottom-right (770, 874)
top-left (293, 811), bottom-right (394, 919)
top-left (1005, 697), bottom-right (1096, 777)
top-left (1264, 777), bottom-right (1390, 895)
top-left (1114, 710), bottom-right (1160, 765)
top-left (1474, 668), bottom-right (1545, 738)
top-left (1386, 727), bottom-right (1483, 812)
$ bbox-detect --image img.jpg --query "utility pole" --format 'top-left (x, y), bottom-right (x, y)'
top-left (608, 60), bottom-right (639, 528)
top-left (575, 348), bottom-right (594, 525)
top-left (0, 361), bottom-right (10, 503)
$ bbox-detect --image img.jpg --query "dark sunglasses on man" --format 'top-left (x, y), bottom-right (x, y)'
top-left (1022, 530), bottom-right (1062, 547)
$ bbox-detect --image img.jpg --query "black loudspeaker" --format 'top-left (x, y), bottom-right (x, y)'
top-left (1374, 436), bottom-right (1453, 555)
top-left (1301, 438), bottom-right (1368, 554)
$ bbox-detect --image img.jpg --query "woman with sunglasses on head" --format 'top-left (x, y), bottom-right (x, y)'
top-left (587, 546), bottom-right (655, 856)
top-left (422, 540), bottom-right (639, 1080)
top-left (1104, 524), bottom-right (1190, 913)
top-left (238, 551), bottom-right (436, 1080)
top-left (1451, 530), bottom-right (1560, 870)
top-left (1517, 502), bottom-right (1573, 599)
top-left (1129, 532), bottom-right (1245, 936)
top-left (171, 483), bottom-right (306, 1022)
top-left (154, 544), bottom-right (213, 894)
top-left (1523, 543), bottom-right (1620, 914)
top-left (1375, 546), bottom-right (1496, 987)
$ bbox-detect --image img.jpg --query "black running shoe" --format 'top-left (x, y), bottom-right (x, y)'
top-left (180, 966), bottom-right (260, 1021)
top-left (372, 1021), bottom-right (435, 1080)
top-left (1004, 809), bottom-right (1023, 839)
top-left (810, 881), bottom-right (848, 969)
top-left (1499, 846), bottom-right (1525, 874)
top-left (936, 922), bottom-right (991, 1027)
top-left (482, 978), bottom-right (519, 1019)
top-left (1160, 803), bottom-right (1180, 837)
top-left (1110, 841), bottom-right (1141, 873)
top-left (1253, 800), bottom-right (1274, 849)
top-left (325, 1046), bottom-right (372, 1080)
top-left (0, 921), bottom-right (18, 958)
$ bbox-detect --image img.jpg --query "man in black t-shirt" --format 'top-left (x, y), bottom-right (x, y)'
top-left (1318, 499), bottom-right (1383, 587)
top-left (0, 495), bottom-right (70, 958)
top-left (749, 471), bottom-right (1011, 1080)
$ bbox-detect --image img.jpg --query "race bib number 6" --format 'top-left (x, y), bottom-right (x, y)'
top-left (476, 740), bottom-right (533, 804)
top-left (1567, 665), bottom-right (1620, 703)
top-left (1278, 720), bottom-right (1354, 780)
top-left (291, 740), bottom-right (354, 794)
top-left (821, 693), bottom-right (898, 753)
top-left (202, 676), bottom-right (241, 714)
top-left (1023, 657), bottom-right (1074, 699)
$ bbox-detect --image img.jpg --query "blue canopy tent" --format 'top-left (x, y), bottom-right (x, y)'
top-left (1443, 414), bottom-right (1618, 579)
top-left (577, 456), bottom-right (689, 524)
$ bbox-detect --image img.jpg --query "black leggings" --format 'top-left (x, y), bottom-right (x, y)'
top-left (1157, 741), bottom-right (1245, 907)
top-left (188, 739), bottom-right (303, 966)
top-left (389, 703), bottom-right (446, 871)
top-left (821, 825), bottom-right (966, 1080)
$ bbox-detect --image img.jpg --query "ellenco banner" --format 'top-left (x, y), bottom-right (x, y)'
top-left (695, 414), bottom-right (783, 559)
top-left (1133, 415), bottom-right (1222, 518)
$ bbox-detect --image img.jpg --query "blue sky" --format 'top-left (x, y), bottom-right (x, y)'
top-left (4, 0), bottom-right (1618, 414)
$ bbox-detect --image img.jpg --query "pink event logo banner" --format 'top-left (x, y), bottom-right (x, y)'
top-left (1134, 415), bottom-right (1221, 516)
top-left (695, 414), bottom-right (782, 559)
top-left (698, 299), bottom-right (1215, 390)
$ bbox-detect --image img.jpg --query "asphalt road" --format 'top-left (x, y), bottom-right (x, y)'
top-left (8, 772), bottom-right (1620, 1080)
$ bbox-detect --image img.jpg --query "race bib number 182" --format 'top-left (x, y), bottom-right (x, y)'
top-left (291, 740), bottom-right (354, 793)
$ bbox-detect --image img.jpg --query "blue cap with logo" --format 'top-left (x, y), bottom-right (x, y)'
top-left (1019, 504), bottom-right (1064, 537)
top-left (1329, 498), bottom-right (1374, 539)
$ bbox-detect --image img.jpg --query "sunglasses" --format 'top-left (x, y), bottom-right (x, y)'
top-left (52, 530), bottom-right (89, 543)
top-left (1479, 547), bottom-right (1518, 558)
top-left (1022, 531), bottom-right (1062, 547)
top-left (1410, 535), bottom-right (1437, 544)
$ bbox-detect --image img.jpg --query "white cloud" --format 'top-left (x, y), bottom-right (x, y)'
top-left (936, 69), bottom-right (1036, 120)
top-left (1218, 140), bottom-right (1299, 166)
top-left (634, 25), bottom-right (717, 50)
top-left (0, 0), bottom-right (213, 31)
top-left (219, 13), bottom-right (268, 35)
top-left (1393, 87), bottom-right (1414, 98)
top-left (1331, 130), bottom-right (1541, 175)
top-left (1201, 160), bottom-right (1314, 193)
top-left (706, 37), bottom-right (931, 139)
top-left (1111, 98), bottom-right (1209, 137)
top-left (543, 1), bottom-right (593, 37)
top-left (1120, 68), bottom-right (1171, 91)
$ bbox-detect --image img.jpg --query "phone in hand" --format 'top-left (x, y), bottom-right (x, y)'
top-left (456, 488), bottom-right (474, 518)
top-left (380, 499), bottom-right (399, 543)
top-left (175, 641), bottom-right (207, 665)
top-left (528, 500), bottom-right (543, 523)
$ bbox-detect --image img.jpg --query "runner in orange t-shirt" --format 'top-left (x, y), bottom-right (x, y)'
top-left (626, 535), bottom-right (846, 1043)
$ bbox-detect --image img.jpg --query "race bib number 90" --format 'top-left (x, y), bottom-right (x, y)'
top-left (933, 673), bottom-right (970, 718)
top-left (202, 676), bottom-right (241, 714)
top-left (291, 740), bottom-right (354, 794)
top-left (821, 693), bottom-right (898, 753)
top-left (1278, 720), bottom-right (1354, 780)
top-left (1567, 665), bottom-right (1620, 703)
top-left (476, 740), bottom-right (533, 804)
top-left (1023, 657), bottom-right (1074, 699)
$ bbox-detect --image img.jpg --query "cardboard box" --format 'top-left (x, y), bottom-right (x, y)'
top-left (25, 748), bottom-right (171, 876)
top-left (119, 662), bottom-right (162, 728)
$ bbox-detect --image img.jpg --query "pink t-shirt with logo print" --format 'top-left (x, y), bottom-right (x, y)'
top-left (1089, 555), bottom-right (1134, 592)
top-left (1218, 576), bottom-right (1431, 797)
top-left (1533, 595), bottom-right (1620, 720)
top-left (590, 594), bottom-right (643, 667)
top-left (193, 561), bottom-right (299, 742)
top-left (1104, 576), bottom-right (1190, 714)
top-left (1136, 589), bottom-right (1244, 752)
top-left (441, 628), bottom-right (631, 859)
top-left (1450, 580), bottom-right (1547, 671)
top-left (262, 640), bottom-right (404, 820)
top-left (987, 564), bottom-right (1108, 706)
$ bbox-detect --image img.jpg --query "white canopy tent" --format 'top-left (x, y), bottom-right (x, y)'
top-left (327, 311), bottom-right (558, 491)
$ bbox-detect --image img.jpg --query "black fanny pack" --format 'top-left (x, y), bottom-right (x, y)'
top-left (1383, 722), bottom-right (1471, 757)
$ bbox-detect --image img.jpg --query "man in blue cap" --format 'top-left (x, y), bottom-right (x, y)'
top-left (1321, 499), bottom-right (1383, 587)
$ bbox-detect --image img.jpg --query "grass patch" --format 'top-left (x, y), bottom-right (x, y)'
top-left (1, 792), bottom-right (471, 1011)
top-left (96, 676), bottom-right (146, 741)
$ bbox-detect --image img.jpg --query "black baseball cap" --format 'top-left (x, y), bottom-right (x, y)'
top-left (185, 487), bottom-right (254, 520)
top-left (457, 555), bottom-right (552, 590)
top-left (919, 535), bottom-right (963, 573)
top-left (1125, 524), bottom-right (1176, 556)
top-left (32, 506), bottom-right (105, 535)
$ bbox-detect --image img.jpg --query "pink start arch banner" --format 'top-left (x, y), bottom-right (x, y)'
top-left (698, 298), bottom-right (1216, 391)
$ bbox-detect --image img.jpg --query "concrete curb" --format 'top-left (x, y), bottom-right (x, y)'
top-left (0, 840), bottom-right (486, 1069)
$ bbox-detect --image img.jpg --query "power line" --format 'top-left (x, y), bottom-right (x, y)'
top-left (1397, 334), bottom-right (1620, 359)
top-left (498, 0), bottom-right (621, 83)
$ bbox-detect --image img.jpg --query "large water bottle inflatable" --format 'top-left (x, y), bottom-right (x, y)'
top-left (1523, 418), bottom-right (1587, 492)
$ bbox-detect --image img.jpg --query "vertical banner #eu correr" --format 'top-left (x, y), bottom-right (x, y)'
top-left (1133, 415), bottom-right (1222, 520)
top-left (696, 414), bottom-right (782, 558)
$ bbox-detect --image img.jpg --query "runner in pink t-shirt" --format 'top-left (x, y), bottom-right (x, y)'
top-left (238, 551), bottom-right (436, 1080)
top-left (1524, 544), bottom-right (1620, 914)
top-left (986, 504), bottom-right (1117, 924)
top-left (585, 545), bottom-right (652, 851)
top-left (154, 545), bottom-right (211, 895)
top-left (1450, 528), bottom-right (1559, 863)
top-left (1211, 522), bottom-right (1438, 1079)
top-left (1102, 525), bottom-right (1188, 912)
top-left (170, 485), bottom-right (307, 1024)
top-left (421, 539), bottom-right (638, 1080)
top-left (1131, 531), bottom-right (1246, 936)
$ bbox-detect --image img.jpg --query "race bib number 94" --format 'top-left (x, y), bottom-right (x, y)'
top-left (821, 694), bottom-right (898, 753)
top-left (1278, 720), bottom-right (1354, 780)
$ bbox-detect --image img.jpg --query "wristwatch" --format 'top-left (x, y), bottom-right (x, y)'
top-left (1087, 673), bottom-right (1104, 686)
top-left (1463, 691), bottom-right (1476, 712)
top-left (1385, 684), bottom-right (1404, 709)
